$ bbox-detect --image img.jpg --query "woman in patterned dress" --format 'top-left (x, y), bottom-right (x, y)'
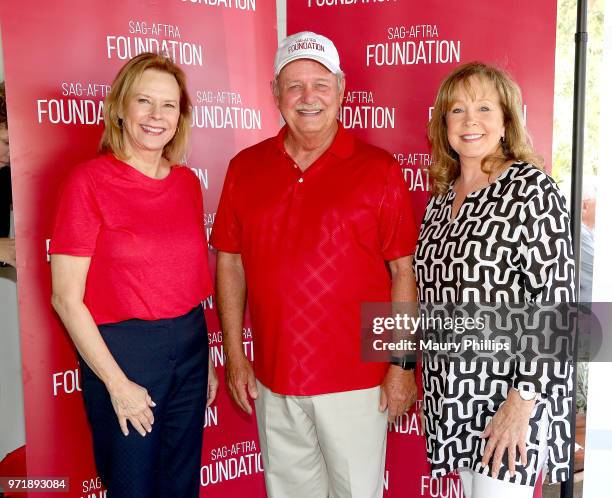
top-left (414, 62), bottom-right (575, 497)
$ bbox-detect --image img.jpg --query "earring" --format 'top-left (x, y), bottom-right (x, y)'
top-left (500, 136), bottom-right (505, 143)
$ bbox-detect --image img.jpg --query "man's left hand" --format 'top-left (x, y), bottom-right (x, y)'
top-left (379, 366), bottom-right (418, 421)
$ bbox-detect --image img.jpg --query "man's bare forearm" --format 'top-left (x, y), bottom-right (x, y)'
top-left (216, 251), bottom-right (248, 359)
top-left (389, 255), bottom-right (417, 303)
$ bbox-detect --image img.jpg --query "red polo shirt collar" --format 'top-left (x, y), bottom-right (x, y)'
top-left (274, 121), bottom-right (355, 160)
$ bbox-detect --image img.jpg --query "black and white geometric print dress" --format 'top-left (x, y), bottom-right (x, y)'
top-left (413, 162), bottom-right (575, 486)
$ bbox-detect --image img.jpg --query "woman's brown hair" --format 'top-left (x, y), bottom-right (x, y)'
top-left (428, 62), bottom-right (542, 195)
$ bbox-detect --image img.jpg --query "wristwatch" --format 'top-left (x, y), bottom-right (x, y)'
top-left (390, 355), bottom-right (416, 371)
top-left (516, 388), bottom-right (538, 401)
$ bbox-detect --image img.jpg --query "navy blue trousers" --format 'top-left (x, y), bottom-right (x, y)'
top-left (80, 305), bottom-right (208, 498)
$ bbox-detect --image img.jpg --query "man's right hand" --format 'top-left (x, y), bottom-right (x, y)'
top-left (225, 353), bottom-right (258, 414)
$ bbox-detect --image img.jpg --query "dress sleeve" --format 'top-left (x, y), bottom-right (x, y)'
top-left (49, 165), bottom-right (102, 256)
top-left (210, 159), bottom-right (242, 254)
top-left (518, 175), bottom-right (575, 302)
top-left (513, 173), bottom-right (576, 396)
top-left (378, 159), bottom-right (418, 260)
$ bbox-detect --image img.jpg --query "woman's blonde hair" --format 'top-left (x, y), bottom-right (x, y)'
top-left (100, 52), bottom-right (192, 163)
top-left (428, 62), bottom-right (542, 195)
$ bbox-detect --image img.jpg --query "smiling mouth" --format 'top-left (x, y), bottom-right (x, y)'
top-left (461, 134), bottom-right (484, 141)
top-left (141, 124), bottom-right (166, 135)
top-left (297, 109), bottom-right (322, 116)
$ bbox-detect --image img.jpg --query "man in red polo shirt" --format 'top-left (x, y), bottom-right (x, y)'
top-left (211, 31), bottom-right (418, 498)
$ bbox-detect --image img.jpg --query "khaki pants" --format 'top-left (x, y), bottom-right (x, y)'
top-left (254, 381), bottom-right (388, 498)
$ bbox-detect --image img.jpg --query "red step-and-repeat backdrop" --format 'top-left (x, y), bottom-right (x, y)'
top-left (1, 0), bottom-right (557, 497)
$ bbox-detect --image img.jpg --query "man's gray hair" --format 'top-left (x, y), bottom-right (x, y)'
top-left (272, 71), bottom-right (345, 96)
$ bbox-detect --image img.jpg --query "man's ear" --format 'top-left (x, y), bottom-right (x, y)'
top-left (271, 79), bottom-right (280, 108)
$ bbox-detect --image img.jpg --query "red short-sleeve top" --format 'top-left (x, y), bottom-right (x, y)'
top-left (50, 154), bottom-right (213, 325)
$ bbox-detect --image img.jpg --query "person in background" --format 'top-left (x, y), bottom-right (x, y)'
top-left (414, 62), bottom-right (575, 498)
top-left (579, 176), bottom-right (596, 302)
top-left (0, 82), bottom-right (15, 268)
top-left (50, 53), bottom-right (217, 498)
top-left (0, 81), bottom-right (25, 494)
top-left (212, 31), bottom-right (419, 498)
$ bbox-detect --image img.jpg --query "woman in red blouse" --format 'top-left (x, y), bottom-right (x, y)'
top-left (50, 52), bottom-right (217, 498)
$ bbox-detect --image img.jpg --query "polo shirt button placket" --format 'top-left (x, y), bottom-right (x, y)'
top-left (298, 177), bottom-right (304, 183)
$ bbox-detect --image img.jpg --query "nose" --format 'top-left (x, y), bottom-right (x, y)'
top-left (301, 85), bottom-right (317, 104)
top-left (149, 102), bottom-right (162, 119)
top-left (464, 108), bottom-right (477, 126)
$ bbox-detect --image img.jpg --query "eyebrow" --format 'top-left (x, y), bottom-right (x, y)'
top-left (134, 93), bottom-right (178, 103)
top-left (284, 77), bottom-right (333, 84)
top-left (449, 98), bottom-right (496, 105)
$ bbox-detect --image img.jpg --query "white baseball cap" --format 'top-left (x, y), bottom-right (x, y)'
top-left (274, 31), bottom-right (341, 76)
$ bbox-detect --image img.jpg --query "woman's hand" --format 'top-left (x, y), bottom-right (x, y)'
top-left (107, 378), bottom-right (156, 437)
top-left (481, 388), bottom-right (536, 478)
top-left (207, 360), bottom-right (219, 407)
top-left (52, 255), bottom-right (156, 437)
